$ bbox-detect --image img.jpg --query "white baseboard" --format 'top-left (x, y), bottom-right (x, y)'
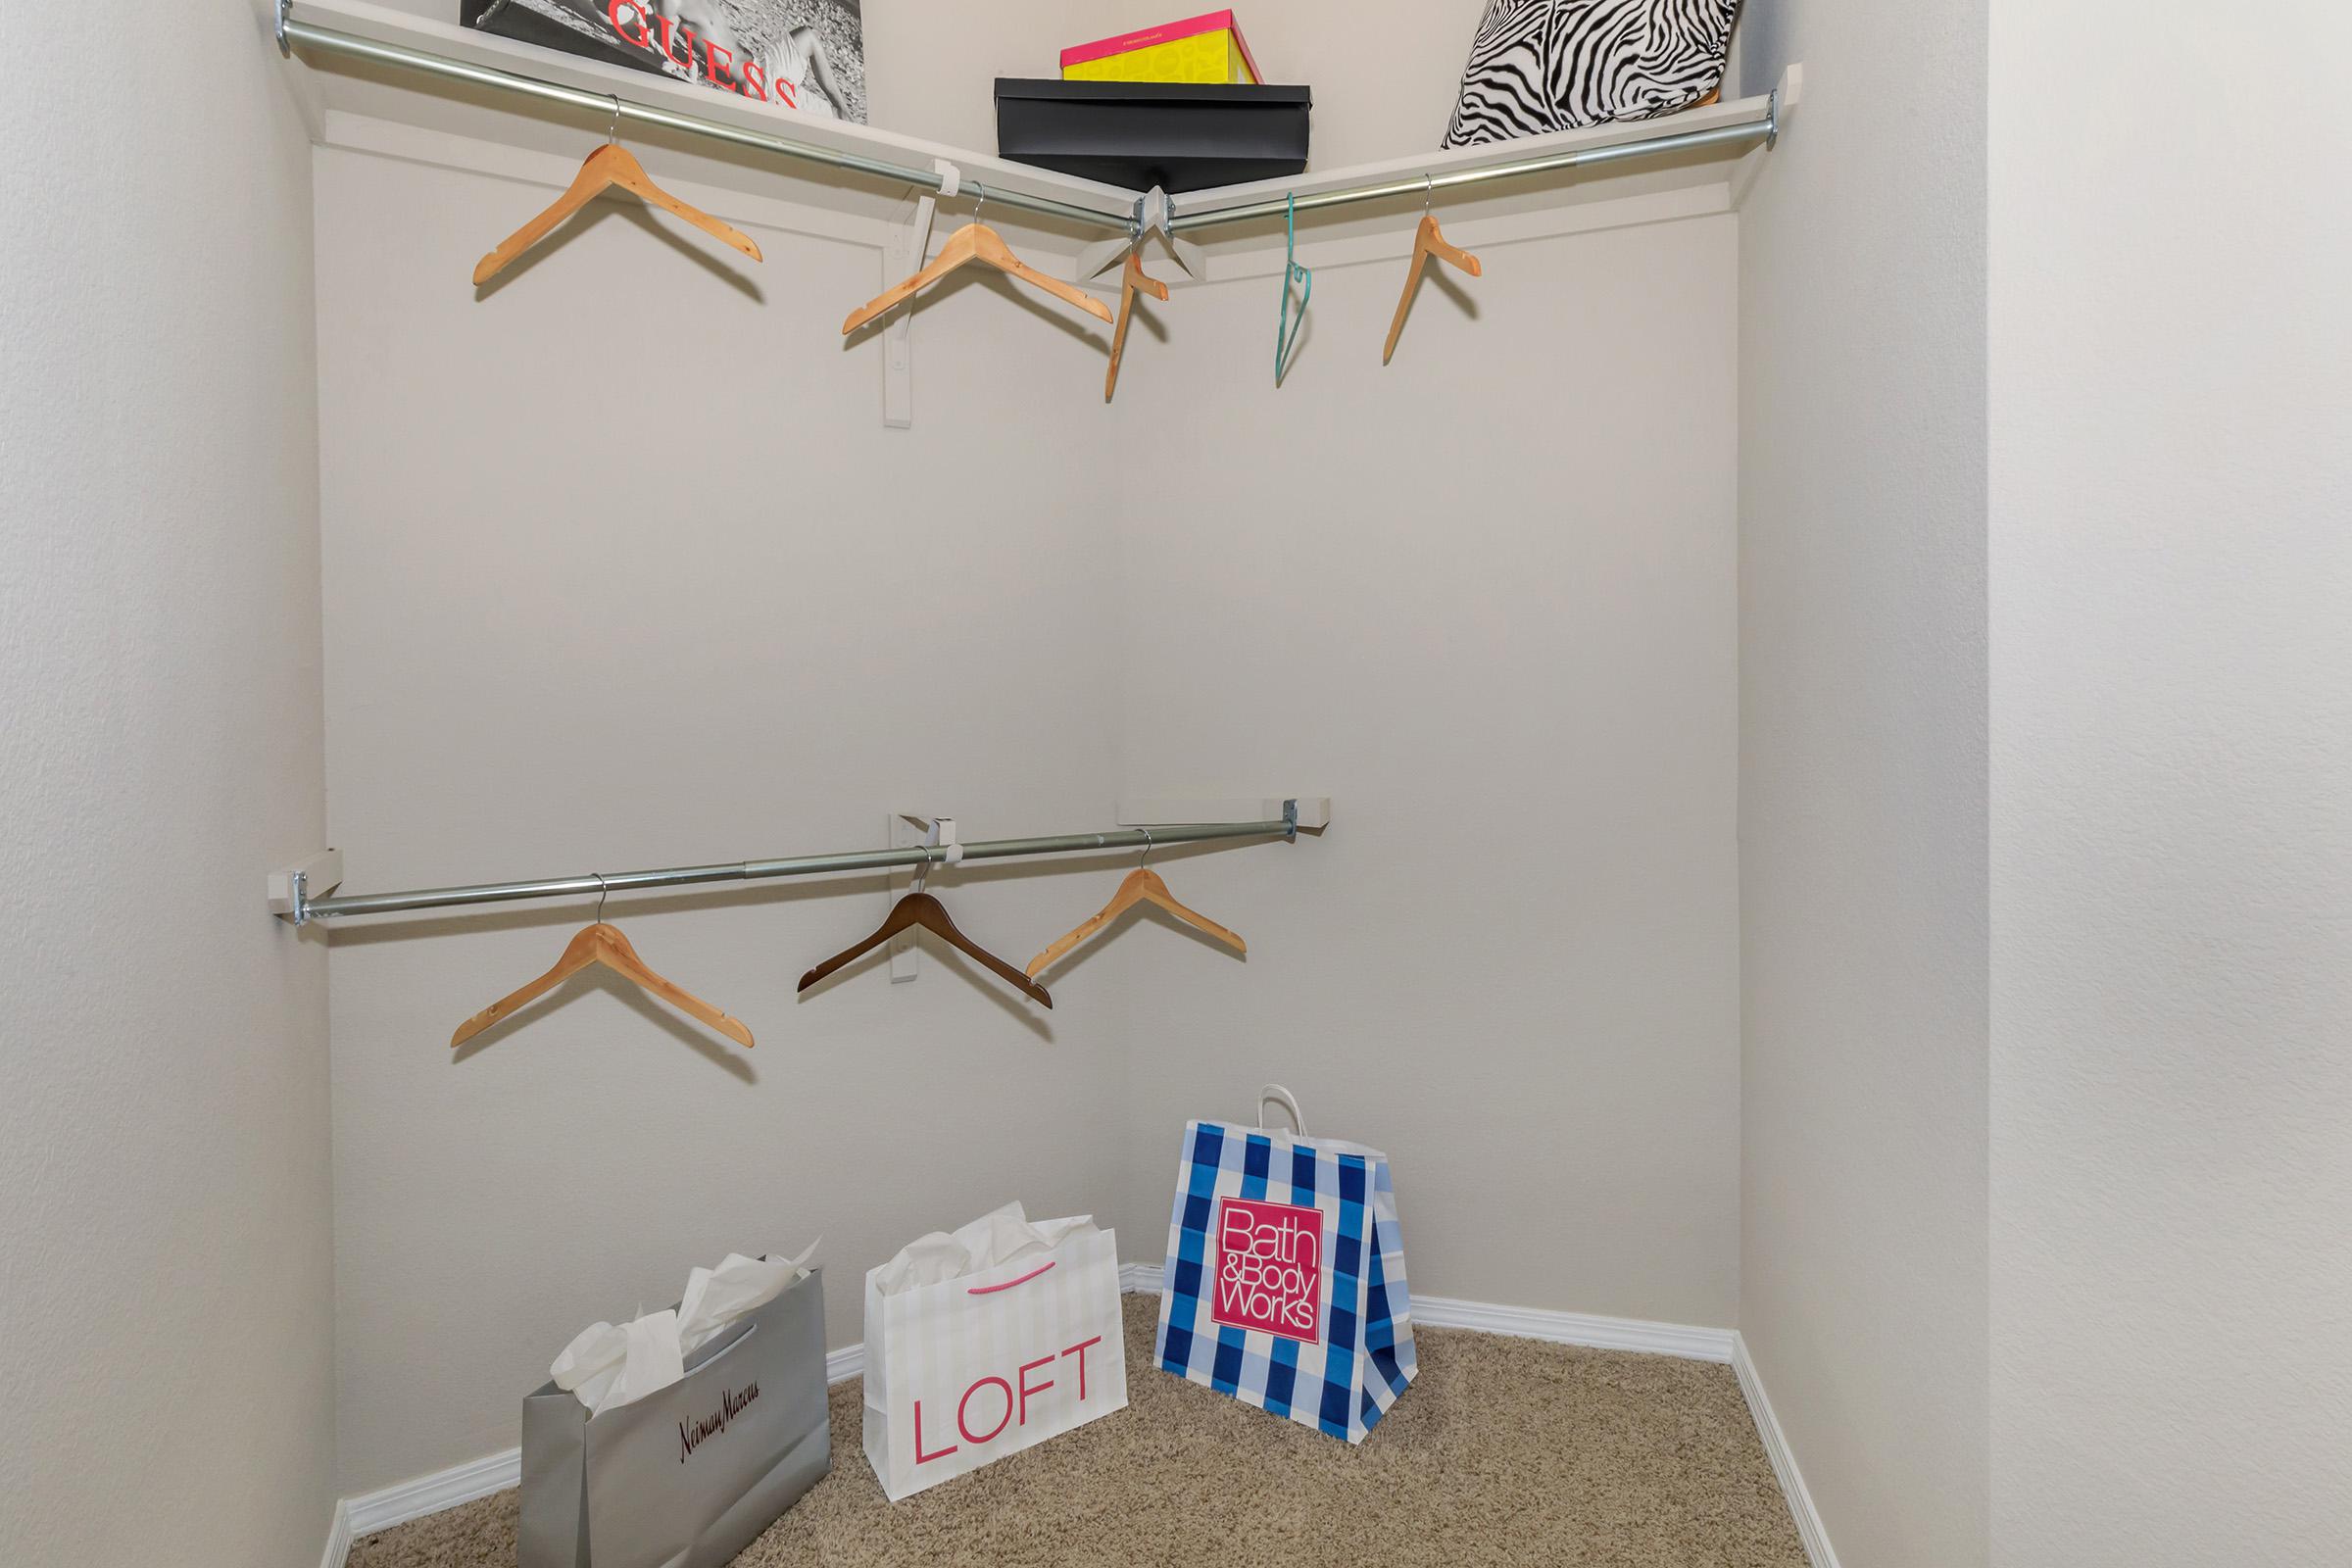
top-left (345, 1446), bottom-right (521, 1540)
top-left (318, 1500), bottom-right (351, 1568)
top-left (1732, 1332), bottom-right (1841, 1568)
top-left (1411, 1291), bottom-right (1735, 1361)
top-left (337, 1348), bottom-right (867, 1547)
top-left (329, 1270), bottom-right (1803, 1561)
top-left (1116, 1261), bottom-right (1734, 1362)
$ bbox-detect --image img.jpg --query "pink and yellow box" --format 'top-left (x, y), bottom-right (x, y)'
top-left (1059, 11), bottom-right (1263, 86)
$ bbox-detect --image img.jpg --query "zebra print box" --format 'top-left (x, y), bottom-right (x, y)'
top-left (1444, 0), bottom-right (1740, 147)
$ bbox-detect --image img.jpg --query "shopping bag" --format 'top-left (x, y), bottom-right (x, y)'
top-left (1154, 1085), bottom-right (1416, 1443)
top-left (519, 1267), bottom-right (830, 1568)
top-left (862, 1202), bottom-right (1127, 1499)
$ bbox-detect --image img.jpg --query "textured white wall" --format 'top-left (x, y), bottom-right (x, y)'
top-left (1105, 216), bottom-right (1743, 1330)
top-left (1735, 3), bottom-right (1991, 1566)
top-left (0, 6), bottom-right (337, 1567)
top-left (313, 145), bottom-right (1128, 1493)
top-left (1987, 3), bottom-right (2352, 1562)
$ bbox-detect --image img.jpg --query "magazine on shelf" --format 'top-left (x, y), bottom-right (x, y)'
top-left (462, 0), bottom-right (867, 124)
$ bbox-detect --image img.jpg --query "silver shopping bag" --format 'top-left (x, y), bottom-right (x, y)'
top-left (519, 1266), bottom-right (830, 1568)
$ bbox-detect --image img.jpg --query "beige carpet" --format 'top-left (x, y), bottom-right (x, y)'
top-left (352, 1296), bottom-right (1804, 1567)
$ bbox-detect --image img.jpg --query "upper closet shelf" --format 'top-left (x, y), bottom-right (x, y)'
top-left (280, 0), bottom-right (1139, 232)
top-left (277, 0), bottom-right (1785, 248)
top-left (1165, 94), bottom-right (1777, 231)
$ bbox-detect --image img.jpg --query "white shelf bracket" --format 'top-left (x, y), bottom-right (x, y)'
top-left (1075, 184), bottom-right (1204, 282)
top-left (887, 812), bottom-right (959, 980)
top-left (267, 848), bottom-right (345, 925)
top-left (881, 187), bottom-right (939, 428)
top-left (1729, 65), bottom-right (1801, 209)
top-left (1115, 797), bottom-right (1329, 832)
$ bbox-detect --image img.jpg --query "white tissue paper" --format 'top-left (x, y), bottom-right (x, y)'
top-left (678, 1239), bottom-right (820, 1354)
top-left (549, 1309), bottom-right (685, 1418)
top-left (550, 1241), bottom-right (817, 1415)
top-left (869, 1200), bottom-right (1097, 1297)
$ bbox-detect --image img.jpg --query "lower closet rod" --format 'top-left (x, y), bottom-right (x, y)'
top-left (285, 808), bottom-right (1298, 924)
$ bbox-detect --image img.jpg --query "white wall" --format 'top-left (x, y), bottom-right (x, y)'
top-left (1735, 4), bottom-right (1991, 1565)
top-left (0, 6), bottom-right (338, 1567)
top-left (1986, 4), bottom-right (2352, 1562)
top-left (313, 145), bottom-right (1128, 1492)
top-left (1107, 215), bottom-right (1743, 1327)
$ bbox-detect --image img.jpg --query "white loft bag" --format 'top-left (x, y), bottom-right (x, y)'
top-left (862, 1202), bottom-right (1127, 1500)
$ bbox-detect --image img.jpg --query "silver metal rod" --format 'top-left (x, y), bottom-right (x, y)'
top-left (1167, 111), bottom-right (1776, 231)
top-left (295, 814), bottom-right (1295, 921)
top-left (281, 16), bottom-right (1133, 231)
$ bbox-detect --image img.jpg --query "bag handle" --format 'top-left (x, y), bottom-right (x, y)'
top-left (1257, 1083), bottom-right (1306, 1136)
top-left (682, 1318), bottom-right (757, 1375)
top-left (967, 1259), bottom-right (1056, 1296)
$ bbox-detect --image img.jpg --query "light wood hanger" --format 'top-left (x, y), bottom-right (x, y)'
top-left (799, 891), bottom-right (1054, 1007)
top-left (1025, 840), bottom-right (1246, 979)
top-left (1382, 187), bottom-right (1482, 366)
top-left (473, 103), bottom-right (761, 287)
top-left (1104, 245), bottom-right (1170, 403)
top-left (451, 917), bottom-right (754, 1050)
top-left (843, 220), bottom-right (1113, 335)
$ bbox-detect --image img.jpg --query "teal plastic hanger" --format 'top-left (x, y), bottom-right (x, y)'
top-left (1275, 193), bottom-right (1311, 385)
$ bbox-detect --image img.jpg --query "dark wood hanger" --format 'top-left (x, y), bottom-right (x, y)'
top-left (798, 892), bottom-right (1053, 1007)
top-left (451, 921), bottom-right (754, 1049)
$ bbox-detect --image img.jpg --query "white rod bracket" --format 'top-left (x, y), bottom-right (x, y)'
top-left (887, 813), bottom-right (958, 980)
top-left (882, 191), bottom-right (937, 428)
top-left (1115, 797), bottom-right (1329, 832)
top-left (268, 848), bottom-right (345, 925)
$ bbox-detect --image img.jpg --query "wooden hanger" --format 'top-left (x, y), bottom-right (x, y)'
top-left (1382, 201), bottom-right (1482, 366)
top-left (1026, 858), bottom-right (1246, 980)
top-left (451, 920), bottom-right (754, 1049)
top-left (1104, 245), bottom-right (1170, 403)
top-left (799, 892), bottom-right (1053, 1007)
top-left (473, 115), bottom-right (761, 287)
top-left (843, 220), bottom-right (1113, 335)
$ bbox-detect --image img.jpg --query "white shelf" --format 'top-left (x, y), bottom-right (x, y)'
top-left (1182, 90), bottom-right (1778, 224)
top-left (280, 0), bottom-right (1787, 267)
top-left (283, 0), bottom-right (1137, 237)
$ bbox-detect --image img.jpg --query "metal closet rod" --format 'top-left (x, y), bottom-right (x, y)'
top-left (279, 10), bottom-right (1773, 238)
top-left (289, 808), bottom-right (1298, 923)
top-left (280, 15), bottom-right (1129, 230)
top-left (1165, 104), bottom-right (1777, 231)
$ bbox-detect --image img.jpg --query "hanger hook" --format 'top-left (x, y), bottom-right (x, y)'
top-left (608, 92), bottom-right (620, 145)
top-left (593, 872), bottom-right (611, 924)
top-left (1423, 172), bottom-right (1434, 214)
top-left (1138, 826), bottom-right (1154, 870)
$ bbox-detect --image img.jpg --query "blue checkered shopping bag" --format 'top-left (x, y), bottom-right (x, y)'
top-left (1154, 1085), bottom-right (1416, 1443)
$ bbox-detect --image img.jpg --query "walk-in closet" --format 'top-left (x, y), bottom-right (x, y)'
top-left (4, 2), bottom-right (2345, 1566)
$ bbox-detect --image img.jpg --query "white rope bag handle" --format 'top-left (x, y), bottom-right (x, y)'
top-left (1256, 1083), bottom-right (1306, 1137)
